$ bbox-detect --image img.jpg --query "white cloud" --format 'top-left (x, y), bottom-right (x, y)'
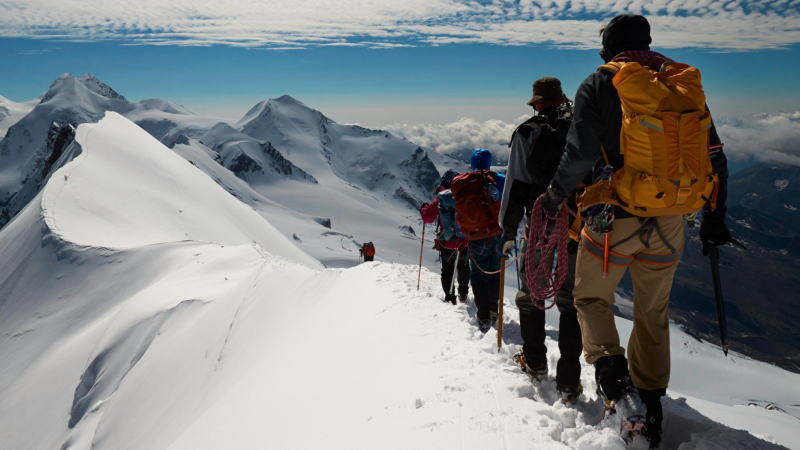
top-left (388, 111), bottom-right (800, 166)
top-left (718, 112), bottom-right (800, 166)
top-left (0, 0), bottom-right (798, 50)
top-left (385, 116), bottom-right (526, 161)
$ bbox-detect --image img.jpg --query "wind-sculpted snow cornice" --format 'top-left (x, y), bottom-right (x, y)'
top-left (1, 1), bottom-right (798, 51)
top-left (36, 112), bottom-right (322, 269)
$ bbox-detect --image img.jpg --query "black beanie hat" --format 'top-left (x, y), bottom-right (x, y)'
top-left (600, 14), bottom-right (652, 61)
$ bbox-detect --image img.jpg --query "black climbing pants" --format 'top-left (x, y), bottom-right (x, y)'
top-left (515, 239), bottom-right (582, 387)
top-left (440, 247), bottom-right (470, 301)
top-left (469, 235), bottom-right (503, 321)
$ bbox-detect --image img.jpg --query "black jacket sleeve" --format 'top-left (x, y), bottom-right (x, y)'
top-left (500, 127), bottom-right (544, 240)
top-left (502, 181), bottom-right (536, 240)
top-left (548, 72), bottom-right (612, 202)
top-left (707, 119), bottom-right (728, 216)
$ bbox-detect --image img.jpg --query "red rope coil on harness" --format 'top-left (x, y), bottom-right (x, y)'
top-left (525, 194), bottom-right (571, 310)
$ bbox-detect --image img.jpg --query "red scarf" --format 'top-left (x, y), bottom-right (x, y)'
top-left (612, 50), bottom-right (672, 70)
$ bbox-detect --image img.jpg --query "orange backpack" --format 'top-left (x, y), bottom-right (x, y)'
top-left (450, 170), bottom-right (502, 240)
top-left (579, 61), bottom-right (718, 217)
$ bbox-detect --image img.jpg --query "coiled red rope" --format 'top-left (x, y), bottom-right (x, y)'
top-left (525, 194), bottom-right (571, 310)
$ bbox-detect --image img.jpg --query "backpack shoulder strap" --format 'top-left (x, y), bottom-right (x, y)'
top-left (509, 116), bottom-right (542, 146)
top-left (598, 62), bottom-right (623, 74)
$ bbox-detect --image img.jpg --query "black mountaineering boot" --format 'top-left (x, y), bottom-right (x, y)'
top-left (556, 384), bottom-right (583, 404)
top-left (639, 388), bottom-right (665, 448)
top-left (514, 351), bottom-right (548, 382)
top-left (478, 318), bottom-right (492, 333)
top-left (594, 355), bottom-right (646, 442)
top-left (595, 355), bottom-right (628, 402)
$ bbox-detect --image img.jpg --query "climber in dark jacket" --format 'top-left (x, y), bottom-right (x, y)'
top-left (499, 76), bottom-right (582, 403)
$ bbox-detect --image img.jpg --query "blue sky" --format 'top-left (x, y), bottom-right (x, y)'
top-left (1, 0), bottom-right (800, 165)
top-left (3, 37), bottom-right (799, 127)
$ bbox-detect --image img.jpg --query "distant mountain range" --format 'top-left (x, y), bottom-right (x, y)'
top-left (0, 74), bottom-right (453, 268)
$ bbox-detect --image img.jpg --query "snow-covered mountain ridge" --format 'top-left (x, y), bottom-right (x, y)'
top-left (0, 73), bottom-right (222, 228)
top-left (0, 74), bottom-right (450, 270)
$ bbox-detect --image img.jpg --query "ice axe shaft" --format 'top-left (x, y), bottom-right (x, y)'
top-left (707, 246), bottom-right (729, 356)
top-left (417, 222), bottom-right (426, 290)
top-left (497, 256), bottom-right (506, 351)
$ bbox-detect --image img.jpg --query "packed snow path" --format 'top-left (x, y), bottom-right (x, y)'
top-left (0, 113), bottom-right (797, 449)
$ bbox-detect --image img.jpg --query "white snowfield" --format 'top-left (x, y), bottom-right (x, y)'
top-left (0, 94), bottom-right (39, 137)
top-left (0, 113), bottom-right (798, 450)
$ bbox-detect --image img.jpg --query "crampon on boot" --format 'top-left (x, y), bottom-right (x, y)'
top-left (556, 384), bottom-right (583, 404)
top-left (458, 293), bottom-right (468, 303)
top-left (513, 351), bottom-right (548, 382)
top-left (595, 355), bottom-right (646, 444)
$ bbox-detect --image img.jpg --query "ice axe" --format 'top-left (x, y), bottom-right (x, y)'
top-left (705, 244), bottom-right (729, 356)
top-left (704, 234), bottom-right (744, 356)
top-left (497, 256), bottom-right (506, 352)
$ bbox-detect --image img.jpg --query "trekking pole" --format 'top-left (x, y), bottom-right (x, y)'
top-left (497, 256), bottom-right (506, 352)
top-left (449, 249), bottom-right (459, 303)
top-left (417, 223), bottom-right (426, 290)
top-left (707, 245), bottom-right (729, 356)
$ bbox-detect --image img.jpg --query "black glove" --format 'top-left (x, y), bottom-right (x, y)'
top-left (700, 208), bottom-right (744, 255)
top-left (540, 189), bottom-right (563, 218)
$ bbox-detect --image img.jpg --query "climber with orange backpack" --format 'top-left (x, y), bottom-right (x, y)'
top-left (451, 148), bottom-right (505, 333)
top-left (537, 15), bottom-right (737, 447)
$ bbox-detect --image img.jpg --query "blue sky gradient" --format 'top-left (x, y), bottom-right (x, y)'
top-left (3, 37), bottom-right (799, 126)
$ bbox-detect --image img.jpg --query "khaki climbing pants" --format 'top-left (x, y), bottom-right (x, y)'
top-left (573, 215), bottom-right (685, 390)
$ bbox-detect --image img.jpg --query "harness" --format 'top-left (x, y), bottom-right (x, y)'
top-left (580, 217), bottom-right (683, 268)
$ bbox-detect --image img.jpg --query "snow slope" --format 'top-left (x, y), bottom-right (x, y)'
top-left (0, 94), bottom-right (39, 137)
top-left (0, 74), bottom-right (223, 228)
top-left (0, 112), bottom-right (797, 450)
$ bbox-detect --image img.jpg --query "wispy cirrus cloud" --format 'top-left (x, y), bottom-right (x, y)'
top-left (1, 0), bottom-right (799, 50)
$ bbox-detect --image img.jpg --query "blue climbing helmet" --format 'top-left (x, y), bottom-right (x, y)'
top-left (470, 148), bottom-right (493, 170)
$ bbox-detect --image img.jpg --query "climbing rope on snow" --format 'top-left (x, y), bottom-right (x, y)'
top-left (525, 194), bottom-right (571, 310)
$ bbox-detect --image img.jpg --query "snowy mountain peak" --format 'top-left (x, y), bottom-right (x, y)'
top-left (272, 94), bottom-right (304, 106)
top-left (41, 73), bottom-right (127, 104)
top-left (236, 94), bottom-right (332, 132)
